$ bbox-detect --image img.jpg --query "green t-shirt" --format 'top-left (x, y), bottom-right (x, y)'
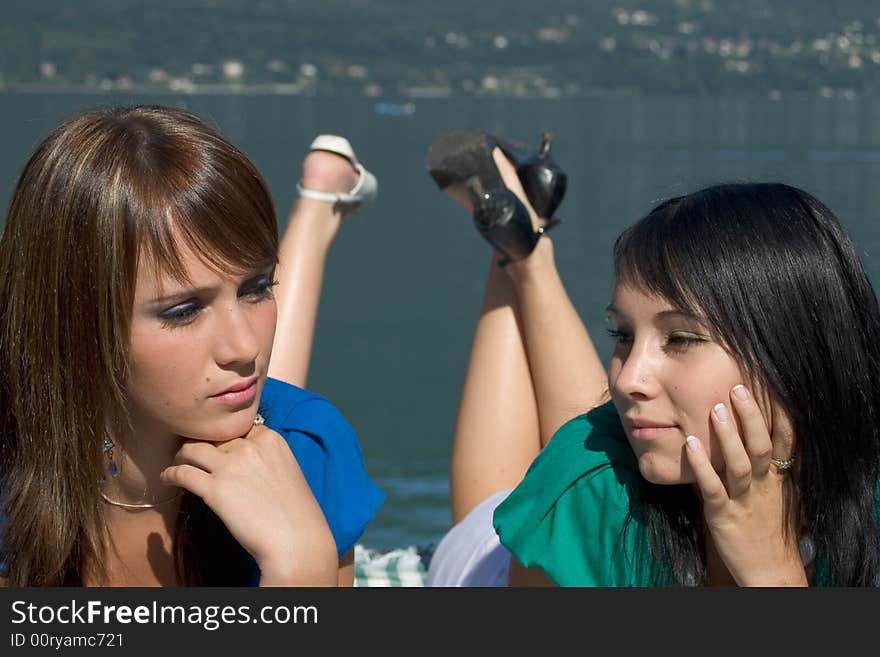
top-left (494, 401), bottom-right (654, 586)
top-left (493, 400), bottom-right (880, 586)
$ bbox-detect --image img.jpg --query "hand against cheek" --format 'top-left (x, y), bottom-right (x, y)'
top-left (684, 385), bottom-right (807, 587)
top-left (160, 425), bottom-right (339, 586)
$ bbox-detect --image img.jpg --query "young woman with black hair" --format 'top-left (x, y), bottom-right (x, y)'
top-left (425, 130), bottom-right (880, 586)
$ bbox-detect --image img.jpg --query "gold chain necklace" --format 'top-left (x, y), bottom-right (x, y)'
top-left (100, 490), bottom-right (182, 509)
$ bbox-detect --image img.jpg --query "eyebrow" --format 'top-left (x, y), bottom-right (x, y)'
top-left (605, 304), bottom-right (702, 322)
top-left (148, 285), bottom-right (215, 305)
top-left (147, 263), bottom-right (275, 305)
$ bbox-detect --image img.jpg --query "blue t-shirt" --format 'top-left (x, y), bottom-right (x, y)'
top-left (250, 377), bottom-right (384, 575)
top-left (0, 377), bottom-right (384, 584)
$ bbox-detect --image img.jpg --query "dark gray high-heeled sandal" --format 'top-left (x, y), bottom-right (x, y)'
top-left (426, 128), bottom-right (551, 265)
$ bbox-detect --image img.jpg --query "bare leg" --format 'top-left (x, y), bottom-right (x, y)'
top-left (268, 151), bottom-right (359, 388)
top-left (267, 146), bottom-right (364, 585)
top-left (450, 252), bottom-right (542, 524)
top-left (448, 148), bottom-right (608, 525)
top-left (487, 151), bottom-right (608, 447)
top-left (447, 149), bottom-right (541, 523)
top-left (444, 156), bottom-right (543, 525)
top-left (506, 237), bottom-right (609, 447)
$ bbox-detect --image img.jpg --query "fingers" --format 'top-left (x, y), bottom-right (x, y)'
top-left (729, 385), bottom-right (773, 476)
top-left (162, 440), bottom-right (229, 499)
top-left (173, 440), bottom-right (226, 472)
top-left (160, 428), bottom-right (287, 503)
top-left (684, 435), bottom-right (728, 512)
top-left (693, 385), bottom-right (777, 507)
top-left (711, 402), bottom-right (753, 497)
top-left (160, 463), bottom-right (212, 498)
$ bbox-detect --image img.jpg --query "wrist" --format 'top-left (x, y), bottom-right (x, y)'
top-left (258, 554), bottom-right (338, 587)
top-left (736, 558), bottom-right (809, 587)
top-left (256, 537), bottom-right (339, 587)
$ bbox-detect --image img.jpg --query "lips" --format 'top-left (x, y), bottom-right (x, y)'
top-left (624, 416), bottom-right (679, 441)
top-left (212, 377), bottom-right (258, 397)
top-left (210, 377), bottom-right (258, 407)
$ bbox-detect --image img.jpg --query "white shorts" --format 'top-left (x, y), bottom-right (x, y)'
top-left (426, 489), bottom-right (512, 587)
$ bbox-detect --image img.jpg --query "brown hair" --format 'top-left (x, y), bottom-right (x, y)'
top-left (0, 105), bottom-right (278, 585)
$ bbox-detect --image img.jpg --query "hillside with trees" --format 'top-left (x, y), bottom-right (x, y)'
top-left (3, 1), bottom-right (880, 98)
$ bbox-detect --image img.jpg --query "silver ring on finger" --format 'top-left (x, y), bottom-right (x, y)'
top-left (770, 454), bottom-right (795, 471)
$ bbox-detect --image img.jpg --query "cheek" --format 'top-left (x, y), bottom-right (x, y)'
top-left (257, 300), bottom-right (278, 355)
top-left (127, 325), bottom-right (205, 403)
top-left (675, 364), bottom-right (743, 472)
top-left (606, 357), bottom-right (623, 400)
top-left (674, 352), bottom-right (741, 422)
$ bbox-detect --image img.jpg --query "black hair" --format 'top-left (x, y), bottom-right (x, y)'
top-left (614, 182), bottom-right (880, 586)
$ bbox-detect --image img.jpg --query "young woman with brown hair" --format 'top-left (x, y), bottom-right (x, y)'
top-left (0, 105), bottom-right (382, 586)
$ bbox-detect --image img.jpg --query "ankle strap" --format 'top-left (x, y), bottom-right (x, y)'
top-left (296, 183), bottom-right (347, 203)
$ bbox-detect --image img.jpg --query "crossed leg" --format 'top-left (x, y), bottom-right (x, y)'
top-left (448, 149), bottom-right (608, 524)
top-left (450, 247), bottom-right (542, 524)
top-left (429, 147), bottom-right (609, 586)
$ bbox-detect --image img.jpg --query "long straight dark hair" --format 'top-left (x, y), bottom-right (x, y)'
top-left (614, 182), bottom-right (880, 586)
top-left (0, 105), bottom-right (278, 585)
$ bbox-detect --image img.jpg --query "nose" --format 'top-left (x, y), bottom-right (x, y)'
top-left (610, 340), bottom-right (660, 402)
top-left (213, 302), bottom-right (261, 369)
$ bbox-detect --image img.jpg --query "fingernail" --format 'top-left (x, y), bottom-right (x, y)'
top-left (713, 403), bottom-right (729, 422)
top-left (685, 435), bottom-right (700, 451)
top-left (733, 385), bottom-right (749, 401)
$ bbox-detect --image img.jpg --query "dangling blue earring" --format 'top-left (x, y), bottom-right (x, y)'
top-left (103, 435), bottom-right (118, 479)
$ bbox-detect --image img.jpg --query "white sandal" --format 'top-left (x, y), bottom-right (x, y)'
top-left (296, 135), bottom-right (378, 213)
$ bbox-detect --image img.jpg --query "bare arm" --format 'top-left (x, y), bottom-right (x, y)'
top-left (337, 547), bottom-right (355, 587)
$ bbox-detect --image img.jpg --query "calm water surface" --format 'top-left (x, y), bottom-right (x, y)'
top-left (4, 92), bottom-right (880, 549)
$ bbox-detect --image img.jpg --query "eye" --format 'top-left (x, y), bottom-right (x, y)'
top-left (239, 273), bottom-right (278, 301)
top-left (663, 331), bottom-right (710, 351)
top-left (158, 299), bottom-right (203, 328)
top-left (606, 327), bottom-right (632, 344)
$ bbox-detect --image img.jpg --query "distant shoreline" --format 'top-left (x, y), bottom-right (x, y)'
top-left (0, 82), bottom-right (640, 100)
top-left (2, 82), bottom-right (319, 96)
top-left (4, 83), bottom-right (877, 103)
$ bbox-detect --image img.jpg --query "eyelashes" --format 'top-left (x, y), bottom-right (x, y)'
top-left (664, 331), bottom-right (710, 350)
top-left (606, 327), bottom-right (710, 351)
top-left (606, 327), bottom-right (630, 343)
top-left (159, 302), bottom-right (201, 327)
top-left (158, 274), bottom-right (278, 329)
top-left (239, 274), bottom-right (279, 301)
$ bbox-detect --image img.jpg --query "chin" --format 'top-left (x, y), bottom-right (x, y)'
top-left (636, 452), bottom-right (692, 486)
top-left (177, 410), bottom-right (260, 443)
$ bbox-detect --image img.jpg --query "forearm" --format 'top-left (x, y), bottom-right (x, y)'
top-left (337, 548), bottom-right (355, 587)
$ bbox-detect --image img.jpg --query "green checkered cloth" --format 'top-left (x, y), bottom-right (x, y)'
top-left (354, 544), bottom-right (430, 587)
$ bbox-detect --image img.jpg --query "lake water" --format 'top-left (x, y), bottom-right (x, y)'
top-left (3, 91), bottom-right (880, 550)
